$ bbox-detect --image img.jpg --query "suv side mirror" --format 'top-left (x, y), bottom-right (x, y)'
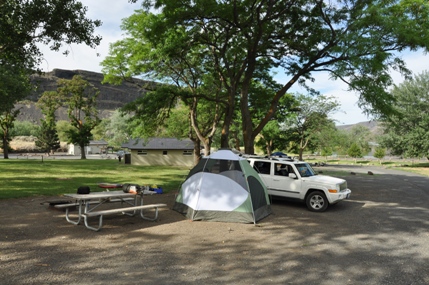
top-left (289, 173), bottom-right (297, 179)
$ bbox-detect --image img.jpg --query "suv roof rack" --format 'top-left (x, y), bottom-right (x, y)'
top-left (243, 155), bottom-right (295, 161)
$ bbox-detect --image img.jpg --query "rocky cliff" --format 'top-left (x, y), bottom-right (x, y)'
top-left (17, 69), bottom-right (151, 123)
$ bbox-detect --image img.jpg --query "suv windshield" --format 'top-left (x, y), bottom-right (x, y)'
top-left (295, 163), bottom-right (317, 177)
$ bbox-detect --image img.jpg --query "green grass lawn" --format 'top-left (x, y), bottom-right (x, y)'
top-left (2, 157), bottom-right (427, 200)
top-left (0, 159), bottom-right (190, 199)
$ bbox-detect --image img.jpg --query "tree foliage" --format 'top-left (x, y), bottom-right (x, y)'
top-left (347, 125), bottom-right (372, 154)
top-left (282, 94), bottom-right (340, 160)
top-left (10, 121), bottom-right (38, 137)
top-left (92, 110), bottom-right (133, 148)
top-left (35, 120), bottom-right (60, 154)
top-left (57, 75), bottom-right (100, 159)
top-left (36, 91), bottom-right (62, 153)
top-left (374, 147), bottom-right (386, 164)
top-left (312, 123), bottom-right (342, 158)
top-left (379, 71), bottom-right (429, 159)
top-left (0, 0), bottom-right (102, 70)
top-left (121, 0), bottom-right (429, 155)
top-left (348, 142), bottom-right (363, 160)
top-left (0, 65), bottom-right (31, 157)
top-left (56, 120), bottom-right (74, 142)
top-left (102, 10), bottom-right (224, 159)
top-left (1, 0), bottom-right (102, 157)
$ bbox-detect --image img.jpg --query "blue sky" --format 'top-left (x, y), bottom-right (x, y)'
top-left (38, 1), bottom-right (429, 126)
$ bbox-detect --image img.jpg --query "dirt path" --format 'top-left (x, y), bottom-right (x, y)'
top-left (1, 166), bottom-right (428, 285)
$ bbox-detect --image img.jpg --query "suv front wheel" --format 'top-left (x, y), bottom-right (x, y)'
top-left (305, 191), bottom-right (329, 212)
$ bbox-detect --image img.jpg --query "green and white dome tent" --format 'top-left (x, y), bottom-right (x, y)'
top-left (173, 149), bottom-right (272, 224)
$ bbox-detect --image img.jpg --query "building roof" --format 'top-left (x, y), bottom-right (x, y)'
top-left (122, 138), bottom-right (194, 150)
top-left (89, 140), bottom-right (108, 145)
top-left (69, 140), bottom-right (108, 146)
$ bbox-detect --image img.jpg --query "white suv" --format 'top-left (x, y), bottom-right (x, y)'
top-left (247, 157), bottom-right (351, 212)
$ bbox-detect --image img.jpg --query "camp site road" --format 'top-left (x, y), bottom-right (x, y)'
top-left (1, 165), bottom-right (428, 284)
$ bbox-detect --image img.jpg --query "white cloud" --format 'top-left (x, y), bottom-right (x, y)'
top-left (36, 1), bottom-right (429, 125)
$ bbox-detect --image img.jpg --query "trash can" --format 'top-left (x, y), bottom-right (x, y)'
top-left (124, 153), bottom-right (131, 164)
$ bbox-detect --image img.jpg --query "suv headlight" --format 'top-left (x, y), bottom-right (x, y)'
top-left (329, 182), bottom-right (347, 193)
top-left (339, 181), bottom-right (348, 191)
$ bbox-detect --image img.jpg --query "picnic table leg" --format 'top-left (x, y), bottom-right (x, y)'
top-left (65, 201), bottom-right (83, 225)
top-left (139, 206), bottom-right (159, 221)
top-left (83, 214), bottom-right (103, 231)
top-left (121, 195), bottom-right (139, 216)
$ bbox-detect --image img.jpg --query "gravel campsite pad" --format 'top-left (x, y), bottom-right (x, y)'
top-left (1, 165), bottom-right (429, 285)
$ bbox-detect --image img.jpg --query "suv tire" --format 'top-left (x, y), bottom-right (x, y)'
top-left (306, 191), bottom-right (329, 212)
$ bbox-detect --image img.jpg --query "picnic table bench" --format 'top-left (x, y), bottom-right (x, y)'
top-left (83, 203), bottom-right (167, 231)
top-left (57, 190), bottom-right (168, 231)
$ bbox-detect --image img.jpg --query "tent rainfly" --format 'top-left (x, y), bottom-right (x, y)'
top-left (173, 149), bottom-right (272, 224)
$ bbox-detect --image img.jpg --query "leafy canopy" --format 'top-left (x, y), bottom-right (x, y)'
top-left (118, 0), bottom-right (429, 154)
top-left (57, 75), bottom-right (100, 159)
top-left (379, 71), bottom-right (429, 159)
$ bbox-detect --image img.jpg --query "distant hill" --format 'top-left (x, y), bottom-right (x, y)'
top-left (17, 69), bottom-right (152, 123)
top-left (337, 120), bottom-right (383, 137)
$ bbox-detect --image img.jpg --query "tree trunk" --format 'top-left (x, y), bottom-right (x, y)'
top-left (242, 113), bottom-right (255, 154)
top-left (202, 139), bottom-right (211, 157)
top-left (80, 144), bottom-right (86, 159)
top-left (193, 140), bottom-right (202, 165)
top-left (220, 98), bottom-right (235, 149)
top-left (241, 91), bottom-right (256, 154)
top-left (2, 135), bottom-right (9, 159)
top-left (266, 139), bottom-right (274, 157)
top-left (233, 131), bottom-right (241, 152)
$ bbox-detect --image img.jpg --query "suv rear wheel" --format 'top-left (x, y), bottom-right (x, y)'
top-left (305, 191), bottom-right (328, 212)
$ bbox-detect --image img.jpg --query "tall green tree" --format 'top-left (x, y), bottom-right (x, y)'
top-left (379, 71), bottom-right (429, 159)
top-left (312, 122), bottom-right (341, 159)
top-left (282, 94), bottom-right (340, 161)
top-left (92, 110), bottom-right (133, 148)
top-left (36, 91), bottom-right (62, 154)
top-left (124, 0), bottom-right (429, 154)
top-left (348, 142), bottom-right (363, 162)
top-left (57, 75), bottom-right (100, 159)
top-left (102, 11), bottom-right (224, 160)
top-left (374, 147), bottom-right (386, 164)
top-left (0, 66), bottom-right (31, 157)
top-left (35, 120), bottom-right (61, 154)
top-left (256, 120), bottom-right (284, 156)
top-left (349, 125), bottom-right (371, 153)
top-left (0, 108), bottom-right (19, 158)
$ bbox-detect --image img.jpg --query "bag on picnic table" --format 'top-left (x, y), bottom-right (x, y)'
top-left (77, 186), bottom-right (90, 194)
top-left (122, 183), bottom-right (142, 194)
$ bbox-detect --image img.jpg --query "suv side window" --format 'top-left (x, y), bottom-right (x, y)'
top-left (252, 161), bottom-right (271, 175)
top-left (275, 163), bottom-right (288, 176)
top-left (274, 163), bottom-right (297, 177)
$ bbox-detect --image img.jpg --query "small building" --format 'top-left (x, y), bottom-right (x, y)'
top-left (68, 140), bottom-right (109, 156)
top-left (122, 138), bottom-right (194, 167)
